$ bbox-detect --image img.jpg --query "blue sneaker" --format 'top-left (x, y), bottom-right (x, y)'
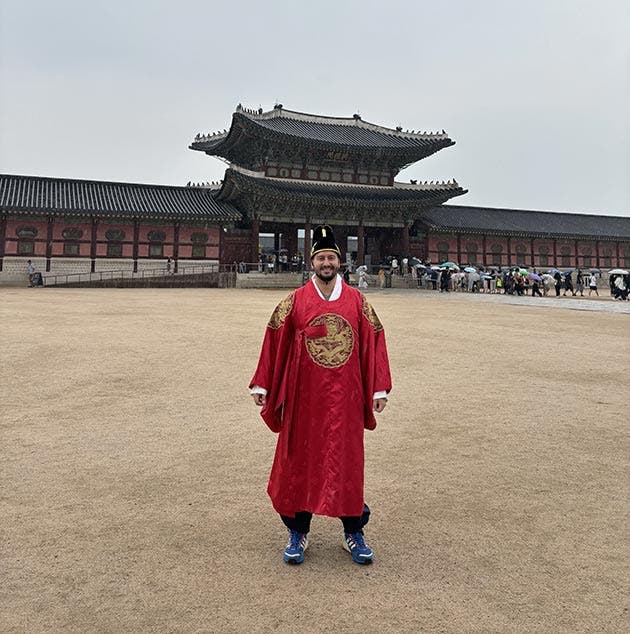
top-left (343, 532), bottom-right (374, 564)
top-left (283, 530), bottom-right (308, 564)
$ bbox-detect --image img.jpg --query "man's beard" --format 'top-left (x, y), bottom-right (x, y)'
top-left (315, 267), bottom-right (338, 282)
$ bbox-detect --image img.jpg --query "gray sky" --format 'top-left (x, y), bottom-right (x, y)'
top-left (1, 0), bottom-right (628, 216)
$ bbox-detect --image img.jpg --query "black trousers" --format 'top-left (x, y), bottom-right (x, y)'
top-left (281, 504), bottom-right (371, 535)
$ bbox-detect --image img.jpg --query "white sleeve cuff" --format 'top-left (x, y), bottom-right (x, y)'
top-left (250, 385), bottom-right (268, 395)
top-left (373, 390), bottom-right (389, 400)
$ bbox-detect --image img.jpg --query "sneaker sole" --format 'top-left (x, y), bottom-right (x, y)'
top-left (283, 555), bottom-right (304, 565)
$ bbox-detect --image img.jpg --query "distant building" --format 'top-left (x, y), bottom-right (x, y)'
top-left (1, 104), bottom-right (629, 284)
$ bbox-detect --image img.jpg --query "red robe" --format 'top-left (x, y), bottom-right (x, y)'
top-left (250, 279), bottom-right (392, 518)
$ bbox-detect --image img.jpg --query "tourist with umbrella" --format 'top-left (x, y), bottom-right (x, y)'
top-left (561, 270), bottom-right (575, 296)
top-left (481, 273), bottom-right (492, 293)
top-left (541, 273), bottom-right (555, 296)
top-left (575, 269), bottom-right (585, 296)
top-left (611, 272), bottom-right (629, 300)
top-left (513, 270), bottom-right (525, 296)
top-left (553, 270), bottom-right (563, 296)
top-left (439, 267), bottom-right (451, 292)
top-left (430, 267), bottom-right (439, 290)
top-left (528, 272), bottom-right (543, 297)
top-left (615, 275), bottom-right (628, 300)
top-left (466, 270), bottom-right (480, 292)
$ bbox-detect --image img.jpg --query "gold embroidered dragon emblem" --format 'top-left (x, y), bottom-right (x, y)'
top-left (305, 313), bottom-right (354, 368)
top-left (361, 295), bottom-right (383, 332)
top-left (267, 292), bottom-right (295, 329)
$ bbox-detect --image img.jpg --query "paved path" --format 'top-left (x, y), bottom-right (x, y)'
top-left (376, 288), bottom-right (630, 314)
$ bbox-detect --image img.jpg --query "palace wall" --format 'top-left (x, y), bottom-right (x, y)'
top-left (1, 215), bottom-right (222, 285)
top-left (426, 234), bottom-right (629, 269)
top-left (3, 216), bottom-right (221, 261)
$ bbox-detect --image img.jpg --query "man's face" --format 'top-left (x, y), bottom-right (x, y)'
top-left (312, 251), bottom-right (340, 282)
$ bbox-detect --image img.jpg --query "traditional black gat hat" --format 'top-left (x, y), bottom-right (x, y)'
top-left (311, 224), bottom-right (341, 258)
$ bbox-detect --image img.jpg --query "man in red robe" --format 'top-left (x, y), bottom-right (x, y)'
top-left (250, 225), bottom-right (392, 565)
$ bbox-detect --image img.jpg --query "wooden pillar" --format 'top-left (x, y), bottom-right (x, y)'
top-left (133, 220), bottom-right (139, 273)
top-left (251, 217), bottom-right (259, 264)
top-left (402, 224), bottom-right (410, 257)
top-left (574, 239), bottom-right (579, 269)
top-left (456, 233), bottom-right (462, 264)
top-left (45, 215), bottom-right (53, 272)
top-left (530, 238), bottom-right (535, 268)
top-left (482, 234), bottom-right (487, 267)
top-left (303, 220), bottom-right (311, 262)
top-left (595, 241), bottom-right (600, 269)
top-left (553, 238), bottom-right (558, 268)
top-left (507, 236), bottom-right (512, 266)
top-left (90, 216), bottom-right (98, 273)
top-left (615, 241), bottom-right (621, 268)
top-left (0, 213), bottom-right (6, 272)
top-left (284, 224), bottom-right (298, 261)
top-left (357, 221), bottom-right (365, 265)
top-left (173, 222), bottom-right (180, 273)
top-left (334, 225), bottom-right (348, 262)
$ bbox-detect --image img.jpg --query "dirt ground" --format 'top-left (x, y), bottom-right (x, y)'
top-left (1, 288), bottom-right (628, 633)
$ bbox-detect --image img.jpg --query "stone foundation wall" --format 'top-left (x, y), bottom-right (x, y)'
top-left (236, 272), bottom-right (304, 289)
top-left (0, 257), bottom-right (219, 286)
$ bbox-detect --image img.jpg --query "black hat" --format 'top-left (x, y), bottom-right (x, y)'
top-left (311, 225), bottom-right (341, 258)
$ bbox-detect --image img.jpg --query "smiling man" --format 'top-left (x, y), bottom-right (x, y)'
top-left (250, 225), bottom-right (392, 566)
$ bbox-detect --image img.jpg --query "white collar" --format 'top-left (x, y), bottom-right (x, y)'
top-left (311, 273), bottom-right (342, 301)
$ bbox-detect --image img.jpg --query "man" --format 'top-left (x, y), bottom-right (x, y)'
top-left (391, 257), bottom-right (399, 276)
top-left (250, 225), bottom-right (392, 566)
top-left (27, 259), bottom-right (35, 287)
top-left (563, 271), bottom-right (575, 296)
top-left (554, 271), bottom-right (562, 297)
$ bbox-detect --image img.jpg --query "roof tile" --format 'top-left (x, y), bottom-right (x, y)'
top-left (0, 174), bottom-right (240, 222)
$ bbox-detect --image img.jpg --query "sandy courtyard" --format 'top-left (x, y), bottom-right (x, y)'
top-left (1, 287), bottom-right (628, 633)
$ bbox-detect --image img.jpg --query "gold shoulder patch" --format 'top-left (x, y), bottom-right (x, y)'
top-left (361, 295), bottom-right (383, 332)
top-left (267, 292), bottom-right (295, 329)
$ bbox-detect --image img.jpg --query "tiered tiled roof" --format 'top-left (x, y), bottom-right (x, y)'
top-left (216, 166), bottom-right (467, 207)
top-left (190, 105), bottom-right (455, 169)
top-left (421, 205), bottom-right (630, 240)
top-left (0, 174), bottom-right (240, 221)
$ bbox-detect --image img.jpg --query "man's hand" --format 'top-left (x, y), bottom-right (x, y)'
top-left (373, 398), bottom-right (387, 413)
top-left (252, 393), bottom-right (266, 407)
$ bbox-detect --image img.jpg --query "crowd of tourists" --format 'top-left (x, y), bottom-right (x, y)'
top-left (368, 257), bottom-right (630, 301)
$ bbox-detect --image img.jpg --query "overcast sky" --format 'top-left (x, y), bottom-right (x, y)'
top-left (1, 0), bottom-right (628, 216)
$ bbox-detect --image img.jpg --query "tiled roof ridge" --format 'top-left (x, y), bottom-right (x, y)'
top-left (227, 164), bottom-right (461, 191)
top-left (441, 204), bottom-right (630, 222)
top-left (193, 104), bottom-right (450, 143)
top-left (0, 172), bottom-right (200, 191)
